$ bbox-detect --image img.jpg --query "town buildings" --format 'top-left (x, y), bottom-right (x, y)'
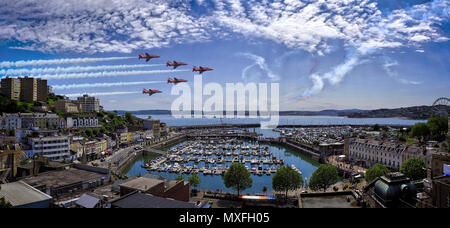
top-left (3, 113), bottom-right (21, 130)
top-left (363, 172), bottom-right (418, 208)
top-left (432, 175), bottom-right (450, 208)
top-left (1, 77), bottom-right (21, 101)
top-left (0, 181), bottom-right (52, 208)
top-left (54, 99), bottom-right (82, 113)
top-left (66, 116), bottom-right (100, 129)
top-left (75, 94), bottom-right (100, 113)
top-left (119, 175), bottom-right (190, 202)
top-left (347, 138), bottom-right (405, 170)
top-left (143, 117), bottom-right (161, 139)
top-left (20, 164), bottom-right (111, 203)
top-left (28, 135), bottom-right (71, 161)
top-left (21, 113), bottom-right (60, 130)
top-left (2, 113), bottom-right (63, 130)
top-left (0, 76), bottom-right (47, 103)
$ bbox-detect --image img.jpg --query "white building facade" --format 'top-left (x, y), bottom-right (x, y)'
top-left (348, 138), bottom-right (405, 170)
top-left (4, 114), bottom-right (22, 130)
top-left (28, 136), bottom-right (71, 161)
top-left (66, 116), bottom-right (100, 128)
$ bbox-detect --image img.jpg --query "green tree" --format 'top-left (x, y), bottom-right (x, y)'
top-left (175, 176), bottom-right (185, 181)
top-left (272, 165), bottom-right (304, 200)
top-left (0, 186), bottom-right (12, 208)
top-left (365, 164), bottom-right (389, 182)
top-left (373, 124), bottom-right (380, 131)
top-left (125, 112), bottom-right (135, 125)
top-left (222, 163), bottom-right (253, 196)
top-left (427, 116), bottom-right (448, 141)
top-left (309, 164), bottom-right (339, 192)
top-left (84, 128), bottom-right (94, 139)
top-left (410, 122), bottom-right (431, 142)
top-left (400, 157), bottom-right (427, 181)
top-left (188, 173), bottom-right (201, 190)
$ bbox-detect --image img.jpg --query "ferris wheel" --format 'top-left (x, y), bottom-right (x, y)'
top-left (433, 97), bottom-right (450, 106)
top-left (432, 97), bottom-right (450, 116)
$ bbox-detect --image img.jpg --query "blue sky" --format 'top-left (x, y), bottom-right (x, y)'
top-left (0, 0), bottom-right (449, 111)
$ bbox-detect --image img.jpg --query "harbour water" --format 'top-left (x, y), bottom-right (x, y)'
top-left (124, 115), bottom-right (425, 194)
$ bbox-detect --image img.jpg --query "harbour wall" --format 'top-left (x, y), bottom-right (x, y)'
top-left (173, 123), bottom-right (411, 130)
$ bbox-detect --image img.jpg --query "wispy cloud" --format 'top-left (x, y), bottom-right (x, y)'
top-left (23, 69), bottom-right (189, 80)
top-left (0, 57), bottom-right (134, 68)
top-left (236, 52), bottom-right (279, 81)
top-left (52, 81), bottom-right (166, 90)
top-left (0, 64), bottom-right (164, 76)
top-left (382, 58), bottom-right (422, 85)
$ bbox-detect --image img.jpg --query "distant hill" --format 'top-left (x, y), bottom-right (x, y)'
top-left (114, 109), bottom-right (367, 117)
top-left (113, 106), bottom-right (448, 120)
top-left (279, 109), bottom-right (368, 116)
top-left (347, 105), bottom-right (449, 120)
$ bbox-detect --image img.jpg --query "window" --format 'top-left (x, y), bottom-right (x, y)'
top-left (447, 194), bottom-right (450, 208)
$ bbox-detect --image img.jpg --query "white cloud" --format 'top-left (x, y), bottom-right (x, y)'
top-left (382, 57), bottom-right (422, 85)
top-left (0, 0), bottom-right (447, 55)
top-left (0, 0), bottom-right (212, 53)
top-left (236, 52), bottom-right (279, 82)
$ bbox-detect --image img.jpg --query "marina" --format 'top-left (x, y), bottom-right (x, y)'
top-left (140, 138), bottom-right (289, 177)
top-left (124, 137), bottom-right (320, 194)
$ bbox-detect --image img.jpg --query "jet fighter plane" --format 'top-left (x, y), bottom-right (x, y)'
top-left (166, 61), bottom-right (188, 69)
top-left (142, 88), bottom-right (162, 96)
top-left (168, 77), bottom-right (188, 85)
top-left (139, 53), bottom-right (160, 62)
top-left (193, 66), bottom-right (213, 74)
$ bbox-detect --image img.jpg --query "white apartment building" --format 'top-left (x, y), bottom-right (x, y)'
top-left (66, 116), bottom-right (100, 128)
top-left (4, 114), bottom-right (22, 130)
top-left (348, 138), bottom-right (405, 170)
top-left (28, 136), bottom-right (70, 161)
top-left (75, 95), bottom-right (100, 113)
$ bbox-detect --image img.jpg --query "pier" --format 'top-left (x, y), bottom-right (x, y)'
top-left (186, 132), bottom-right (322, 162)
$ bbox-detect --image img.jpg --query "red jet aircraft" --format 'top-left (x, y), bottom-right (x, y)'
top-left (139, 53), bottom-right (160, 62)
top-left (168, 77), bottom-right (188, 85)
top-left (142, 88), bottom-right (162, 96)
top-left (166, 61), bottom-right (188, 69)
top-left (193, 66), bottom-right (213, 74)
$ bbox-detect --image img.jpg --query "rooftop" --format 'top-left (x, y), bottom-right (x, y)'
top-left (111, 192), bottom-right (196, 208)
top-left (0, 181), bottom-right (52, 207)
top-left (21, 167), bottom-right (107, 189)
top-left (119, 177), bottom-right (164, 192)
top-left (76, 193), bottom-right (100, 208)
top-left (301, 195), bottom-right (359, 208)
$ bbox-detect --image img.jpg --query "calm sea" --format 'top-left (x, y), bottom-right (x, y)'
top-left (136, 115), bottom-right (426, 127)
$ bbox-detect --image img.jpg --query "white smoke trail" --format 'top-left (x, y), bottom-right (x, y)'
top-left (237, 53), bottom-right (279, 82)
top-left (301, 47), bottom-right (370, 98)
top-left (62, 91), bottom-right (141, 97)
top-left (0, 64), bottom-right (165, 75)
top-left (53, 81), bottom-right (166, 90)
top-left (28, 69), bottom-right (189, 80)
top-left (0, 56), bottom-right (135, 68)
top-left (382, 58), bottom-right (422, 85)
